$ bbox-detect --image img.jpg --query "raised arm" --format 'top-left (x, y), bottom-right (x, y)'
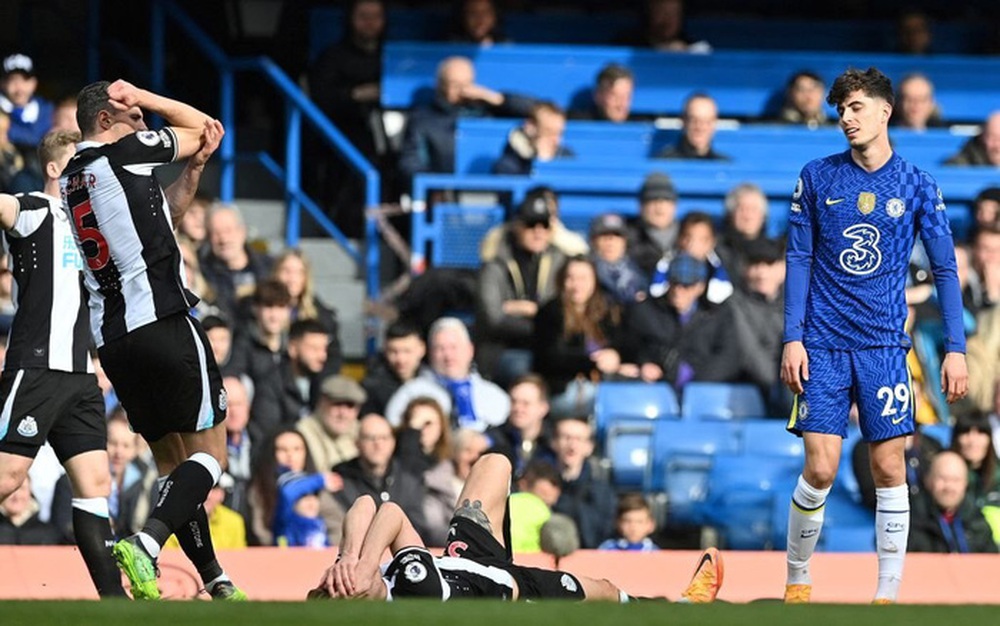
top-left (107, 79), bottom-right (219, 160)
top-left (165, 119), bottom-right (224, 223)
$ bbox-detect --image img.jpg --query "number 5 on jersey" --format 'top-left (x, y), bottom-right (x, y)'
top-left (70, 199), bottom-right (111, 271)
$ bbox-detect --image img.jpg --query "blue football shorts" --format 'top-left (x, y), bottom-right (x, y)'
top-left (786, 346), bottom-right (914, 442)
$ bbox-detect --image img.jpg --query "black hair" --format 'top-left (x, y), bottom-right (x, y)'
top-left (826, 67), bottom-right (895, 108)
top-left (76, 81), bottom-right (113, 136)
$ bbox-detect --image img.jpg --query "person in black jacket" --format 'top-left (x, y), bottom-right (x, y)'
top-left (271, 250), bottom-right (342, 375)
top-left (331, 414), bottom-right (430, 541)
top-left (360, 320), bottom-right (427, 416)
top-left (307, 0), bottom-right (390, 238)
top-left (533, 256), bottom-right (631, 417)
top-left (624, 252), bottom-right (739, 391)
top-left (909, 451), bottom-right (998, 553)
top-left (486, 374), bottom-right (557, 476)
top-left (550, 417), bottom-right (616, 549)
top-left (492, 102), bottom-right (574, 176)
top-left (627, 172), bottom-right (680, 277)
top-left (200, 204), bottom-right (274, 322)
top-left (398, 56), bottom-right (536, 186)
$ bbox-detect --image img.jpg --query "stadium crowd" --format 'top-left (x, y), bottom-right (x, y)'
top-left (2, 0), bottom-right (1000, 558)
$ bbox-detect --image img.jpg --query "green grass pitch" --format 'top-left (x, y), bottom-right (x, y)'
top-left (1, 600), bottom-right (995, 626)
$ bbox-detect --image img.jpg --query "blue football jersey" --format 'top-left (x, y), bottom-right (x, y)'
top-left (784, 150), bottom-right (955, 351)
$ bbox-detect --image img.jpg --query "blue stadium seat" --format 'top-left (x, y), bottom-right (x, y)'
top-left (704, 453), bottom-right (801, 549)
top-left (593, 381), bottom-right (680, 438)
top-left (820, 491), bottom-right (876, 553)
top-left (648, 420), bottom-right (743, 524)
top-left (681, 382), bottom-right (768, 421)
top-left (836, 425), bottom-right (864, 504)
top-left (920, 423), bottom-right (953, 449)
top-left (604, 417), bottom-right (657, 490)
top-left (742, 419), bottom-right (804, 458)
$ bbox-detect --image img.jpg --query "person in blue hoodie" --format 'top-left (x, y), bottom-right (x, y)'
top-left (268, 429), bottom-right (337, 548)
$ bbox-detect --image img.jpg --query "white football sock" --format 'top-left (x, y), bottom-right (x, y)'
top-left (874, 484), bottom-right (909, 601)
top-left (786, 474), bottom-right (830, 586)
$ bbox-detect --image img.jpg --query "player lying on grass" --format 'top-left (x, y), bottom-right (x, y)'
top-left (311, 453), bottom-right (723, 602)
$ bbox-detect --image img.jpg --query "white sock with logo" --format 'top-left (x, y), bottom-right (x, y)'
top-left (786, 475), bottom-right (830, 586)
top-left (874, 485), bottom-right (909, 601)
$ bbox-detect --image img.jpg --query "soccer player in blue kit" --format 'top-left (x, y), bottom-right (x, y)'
top-left (780, 68), bottom-right (968, 604)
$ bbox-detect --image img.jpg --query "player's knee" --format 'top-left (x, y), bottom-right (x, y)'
top-left (803, 463), bottom-right (837, 489)
top-left (475, 453), bottom-right (512, 479)
top-left (0, 467), bottom-right (28, 501)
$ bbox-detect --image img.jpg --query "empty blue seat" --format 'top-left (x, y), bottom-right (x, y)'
top-left (648, 420), bottom-right (743, 524)
top-left (742, 419), bottom-right (804, 458)
top-left (820, 491), bottom-right (875, 553)
top-left (593, 381), bottom-right (680, 438)
top-left (920, 423), bottom-right (953, 449)
top-left (681, 382), bottom-right (767, 421)
top-left (604, 418), bottom-right (656, 490)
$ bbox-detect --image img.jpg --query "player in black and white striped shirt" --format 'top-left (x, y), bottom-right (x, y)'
top-left (312, 454), bottom-right (725, 603)
top-left (62, 79), bottom-right (240, 600)
top-left (0, 130), bottom-right (125, 597)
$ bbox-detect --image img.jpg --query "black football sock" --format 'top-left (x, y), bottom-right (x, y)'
top-left (141, 459), bottom-right (216, 549)
top-left (72, 498), bottom-right (127, 597)
top-left (175, 504), bottom-right (225, 585)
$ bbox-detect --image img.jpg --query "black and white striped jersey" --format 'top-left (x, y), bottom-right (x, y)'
top-left (59, 128), bottom-right (197, 347)
top-left (383, 547), bottom-right (516, 600)
top-left (2, 192), bottom-right (93, 373)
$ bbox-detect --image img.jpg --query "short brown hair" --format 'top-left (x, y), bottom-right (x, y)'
top-left (509, 373), bottom-right (550, 401)
top-left (38, 129), bottom-right (80, 172)
top-left (616, 493), bottom-right (652, 519)
top-left (826, 67), bottom-right (894, 108)
top-left (596, 63), bottom-right (633, 91)
top-left (253, 278), bottom-right (292, 307)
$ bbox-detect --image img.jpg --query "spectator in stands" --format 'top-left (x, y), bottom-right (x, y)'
top-left (308, 0), bottom-right (389, 239)
top-left (656, 93), bottom-right (728, 161)
top-left (179, 238), bottom-right (218, 319)
top-left (229, 279), bottom-right (292, 384)
top-left (551, 416), bottom-right (616, 549)
top-left (533, 256), bottom-right (631, 417)
top-left (203, 314), bottom-right (240, 377)
top-left (223, 376), bottom-right (253, 521)
top-left (272, 249), bottom-right (342, 374)
top-left (105, 414), bottom-right (157, 537)
top-left (176, 191), bottom-right (212, 251)
top-left (950, 411), bottom-right (1000, 509)
top-left (448, 0), bottom-right (507, 46)
top-left (650, 211), bottom-right (734, 305)
top-left (972, 187), bottom-right (1000, 234)
top-left (891, 73), bottom-right (944, 131)
top-left (895, 9), bottom-right (933, 55)
top-left (0, 476), bottom-right (60, 545)
top-left (452, 427), bottom-right (490, 493)
top-left (493, 101), bottom-right (574, 175)
top-left (727, 239), bottom-right (788, 414)
top-left (250, 319), bottom-right (331, 446)
top-left (481, 186), bottom-right (588, 262)
top-left (0, 110), bottom-right (24, 191)
top-left (297, 375), bottom-right (365, 473)
top-left (385, 316), bottom-right (510, 431)
top-left (0, 54), bottom-right (52, 148)
top-left (718, 182), bottom-right (771, 288)
top-left (615, 0), bottom-right (711, 53)
top-left (589, 213), bottom-right (647, 305)
top-left (909, 451), bottom-right (998, 553)
top-left (946, 111), bottom-right (1000, 167)
top-left (964, 224), bottom-right (1000, 316)
top-left (361, 320), bottom-right (428, 416)
top-left (247, 428), bottom-right (317, 545)
top-left (508, 461), bottom-right (561, 553)
top-left (777, 71), bottom-right (830, 129)
top-left (599, 494), bottom-right (659, 551)
top-left (569, 64), bottom-right (637, 124)
top-left (628, 172), bottom-right (680, 276)
top-left (270, 429), bottom-right (334, 548)
top-left (393, 397), bottom-right (458, 545)
top-left (476, 192), bottom-right (565, 384)
top-left (398, 56), bottom-right (536, 185)
top-left (332, 414), bottom-right (431, 541)
top-left (625, 252), bottom-right (739, 389)
top-left (201, 204), bottom-right (275, 321)
top-left (50, 96), bottom-right (78, 133)
top-left (486, 374), bottom-right (556, 476)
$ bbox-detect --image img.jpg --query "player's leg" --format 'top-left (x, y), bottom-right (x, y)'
top-left (0, 370), bottom-right (50, 501)
top-left (62, 450), bottom-right (126, 597)
top-left (856, 347), bottom-right (913, 604)
top-left (452, 453), bottom-right (512, 547)
top-left (784, 348), bottom-right (850, 603)
top-left (103, 314), bottom-right (231, 599)
top-left (0, 452), bottom-right (33, 504)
